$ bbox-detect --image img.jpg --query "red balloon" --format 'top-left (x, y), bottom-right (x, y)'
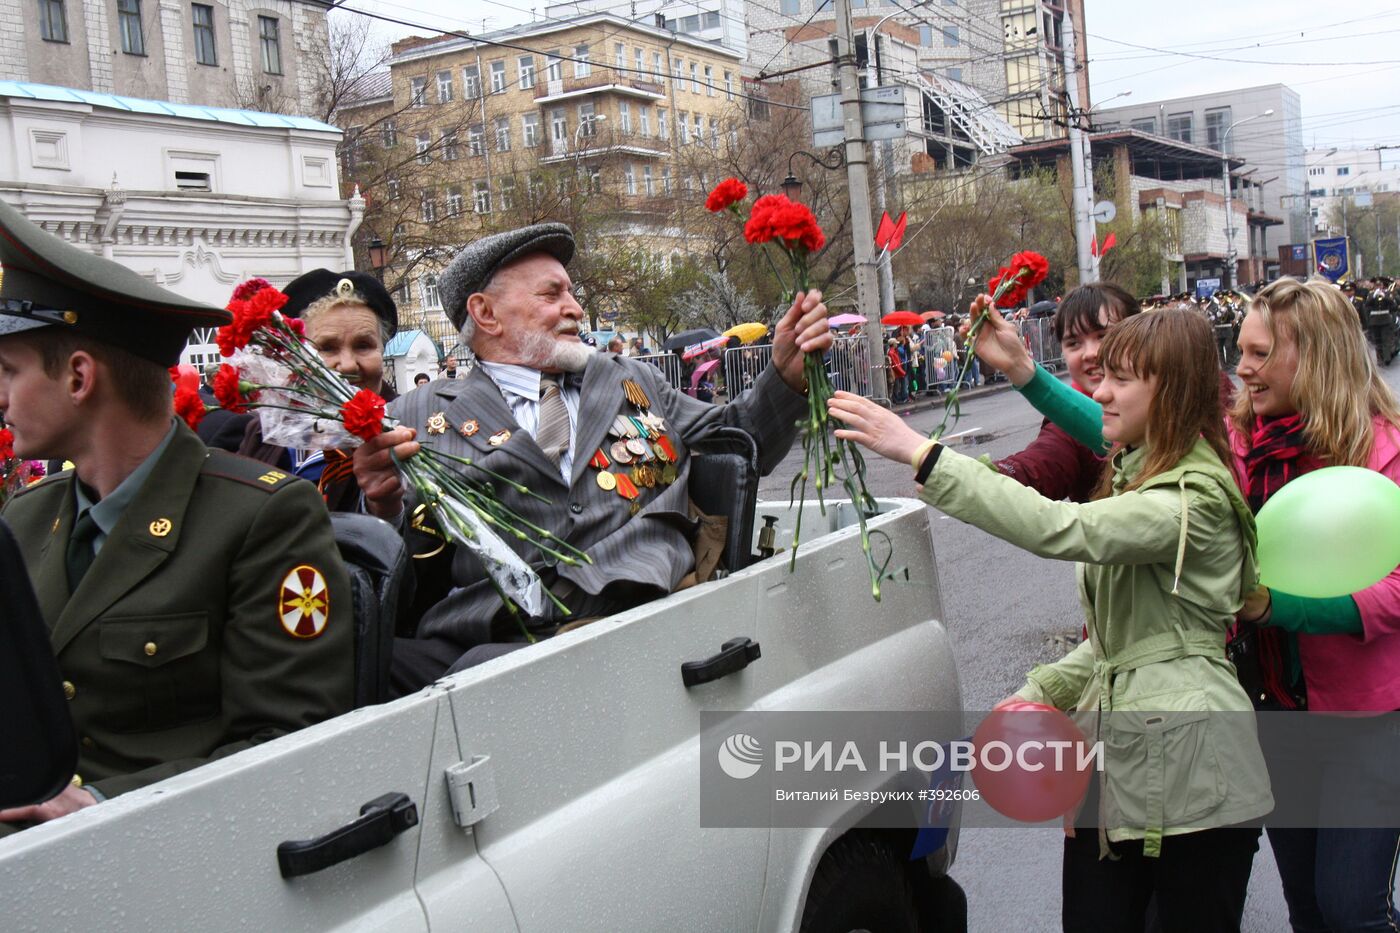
top-left (173, 364), bottom-right (200, 393)
top-left (971, 703), bottom-right (1093, 823)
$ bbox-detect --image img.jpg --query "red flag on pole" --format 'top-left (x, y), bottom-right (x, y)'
top-left (1090, 235), bottom-right (1100, 258)
top-left (889, 212), bottom-right (908, 251)
top-left (1100, 232), bottom-right (1117, 255)
top-left (874, 212), bottom-right (894, 250)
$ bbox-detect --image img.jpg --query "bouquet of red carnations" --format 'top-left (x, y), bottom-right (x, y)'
top-left (0, 427), bottom-right (45, 508)
top-left (707, 180), bottom-right (893, 600)
top-left (178, 278), bottom-right (589, 632)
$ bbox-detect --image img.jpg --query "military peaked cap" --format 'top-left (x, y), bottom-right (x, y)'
top-left (439, 222), bottom-right (575, 329)
top-left (0, 197), bottom-right (229, 365)
top-left (280, 269), bottom-right (398, 338)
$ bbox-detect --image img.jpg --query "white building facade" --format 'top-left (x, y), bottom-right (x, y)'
top-left (0, 81), bottom-right (362, 365)
top-left (1306, 146), bottom-right (1400, 238)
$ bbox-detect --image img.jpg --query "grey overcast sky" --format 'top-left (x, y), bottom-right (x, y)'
top-left (336, 0), bottom-right (1400, 161)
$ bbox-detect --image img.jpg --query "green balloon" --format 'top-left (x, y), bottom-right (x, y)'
top-left (1257, 465), bottom-right (1400, 598)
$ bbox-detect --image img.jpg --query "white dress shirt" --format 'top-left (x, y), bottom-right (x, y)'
top-left (478, 360), bottom-right (582, 483)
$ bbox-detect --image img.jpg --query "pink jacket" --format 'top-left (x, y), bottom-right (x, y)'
top-left (1231, 414), bottom-right (1400, 711)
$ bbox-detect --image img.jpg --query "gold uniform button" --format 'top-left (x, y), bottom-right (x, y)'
top-left (144, 642), bottom-right (158, 657)
top-left (71, 774), bottom-right (83, 788)
top-left (80, 736), bottom-right (94, 749)
top-left (63, 681), bottom-right (76, 700)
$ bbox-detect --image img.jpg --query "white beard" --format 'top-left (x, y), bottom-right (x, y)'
top-left (515, 328), bottom-right (595, 372)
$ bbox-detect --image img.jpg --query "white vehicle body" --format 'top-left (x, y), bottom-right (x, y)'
top-left (1, 498), bottom-right (962, 932)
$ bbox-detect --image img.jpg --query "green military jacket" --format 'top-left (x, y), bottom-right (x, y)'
top-left (1, 424), bottom-right (353, 799)
top-left (922, 439), bottom-right (1274, 854)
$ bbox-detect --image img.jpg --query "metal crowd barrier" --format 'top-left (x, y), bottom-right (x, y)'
top-left (722, 343), bottom-right (773, 397)
top-left (634, 351), bottom-right (683, 390)
top-left (918, 326), bottom-right (958, 392)
top-left (1016, 317), bottom-right (1063, 370)
top-left (826, 335), bottom-right (875, 397)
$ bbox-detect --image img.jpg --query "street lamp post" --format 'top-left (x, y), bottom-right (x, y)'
top-left (367, 237), bottom-right (387, 283)
top-left (1222, 109), bottom-right (1273, 288)
top-left (781, 148), bottom-right (845, 202)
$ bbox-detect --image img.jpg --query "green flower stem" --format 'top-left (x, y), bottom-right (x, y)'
top-left (928, 268), bottom-right (1028, 441)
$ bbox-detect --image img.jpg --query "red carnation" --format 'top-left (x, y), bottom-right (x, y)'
top-left (1009, 250), bottom-right (1050, 288)
top-left (174, 387), bottom-right (206, 430)
top-left (743, 194), bottom-right (825, 254)
top-left (212, 364), bottom-right (257, 413)
top-left (705, 177), bottom-right (748, 212)
top-left (286, 316), bottom-right (306, 337)
top-left (217, 284), bottom-right (291, 356)
top-left (340, 389), bottom-right (386, 441)
top-left (231, 278), bottom-right (275, 303)
top-left (0, 427), bottom-right (14, 461)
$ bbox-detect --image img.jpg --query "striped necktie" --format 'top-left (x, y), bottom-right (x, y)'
top-left (536, 373), bottom-right (571, 466)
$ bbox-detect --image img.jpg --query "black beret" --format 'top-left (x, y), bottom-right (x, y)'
top-left (280, 269), bottom-right (397, 338)
top-left (0, 197), bottom-right (229, 365)
top-left (440, 223), bottom-right (575, 329)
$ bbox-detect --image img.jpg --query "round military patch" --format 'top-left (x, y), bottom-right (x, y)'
top-left (278, 565), bottom-right (330, 639)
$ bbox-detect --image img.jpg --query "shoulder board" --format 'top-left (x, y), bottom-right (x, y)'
top-left (201, 449), bottom-right (299, 493)
top-left (8, 468), bottom-right (70, 500)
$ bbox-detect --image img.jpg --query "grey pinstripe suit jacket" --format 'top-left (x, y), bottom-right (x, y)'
top-left (389, 350), bottom-right (807, 650)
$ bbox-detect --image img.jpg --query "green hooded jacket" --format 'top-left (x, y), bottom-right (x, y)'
top-left (921, 438), bottom-right (1273, 855)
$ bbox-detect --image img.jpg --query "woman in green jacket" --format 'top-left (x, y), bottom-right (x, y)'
top-left (830, 308), bottom-right (1272, 932)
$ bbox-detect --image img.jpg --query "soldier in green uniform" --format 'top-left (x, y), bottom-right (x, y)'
top-left (0, 198), bottom-right (353, 831)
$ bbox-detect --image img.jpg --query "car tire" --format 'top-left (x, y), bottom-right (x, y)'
top-left (799, 834), bottom-right (918, 933)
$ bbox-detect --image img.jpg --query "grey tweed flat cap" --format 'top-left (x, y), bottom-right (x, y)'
top-left (440, 222), bottom-right (575, 328)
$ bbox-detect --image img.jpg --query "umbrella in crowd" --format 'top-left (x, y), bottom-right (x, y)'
top-left (682, 335), bottom-right (729, 360)
top-left (921, 310), bottom-right (945, 321)
top-left (723, 322), bottom-right (769, 345)
top-left (690, 357), bottom-right (720, 387)
top-left (828, 313), bottom-right (867, 327)
top-left (880, 311), bottom-right (924, 327)
top-left (662, 328), bottom-right (721, 352)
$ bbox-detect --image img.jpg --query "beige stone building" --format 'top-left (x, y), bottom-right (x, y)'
top-left (336, 12), bottom-right (747, 336)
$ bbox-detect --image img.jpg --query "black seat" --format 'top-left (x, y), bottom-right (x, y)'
top-left (330, 513), bottom-right (410, 707)
top-left (687, 426), bottom-right (761, 575)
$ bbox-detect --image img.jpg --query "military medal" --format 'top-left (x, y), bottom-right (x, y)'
top-left (610, 440), bottom-right (634, 464)
top-left (622, 379), bottom-right (652, 410)
top-left (626, 438), bottom-right (648, 458)
top-left (459, 418), bottom-right (480, 437)
top-left (426, 411), bottom-right (448, 435)
top-left (589, 448), bottom-right (610, 470)
top-left (596, 470), bottom-right (617, 491)
top-left (488, 429), bottom-right (511, 447)
top-left (657, 436), bottom-right (678, 461)
top-left (615, 473), bottom-right (639, 500)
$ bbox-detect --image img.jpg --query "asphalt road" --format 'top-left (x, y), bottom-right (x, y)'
top-left (754, 370), bottom-right (1313, 932)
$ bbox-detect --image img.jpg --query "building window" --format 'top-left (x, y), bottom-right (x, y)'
top-left (415, 133), bottom-right (431, 164)
top-left (690, 62), bottom-right (700, 93)
top-left (420, 191), bottom-right (437, 223)
top-left (490, 61), bottom-right (506, 93)
top-left (657, 107), bottom-right (668, 139)
top-left (495, 117), bottom-right (511, 151)
top-left (1309, 166), bottom-right (1325, 176)
top-left (624, 163), bottom-right (636, 195)
top-left (693, 113), bottom-right (703, 144)
top-left (547, 53), bottom-right (562, 83)
top-left (661, 165), bottom-right (671, 194)
top-left (499, 176), bottom-right (515, 210)
top-left (409, 77), bottom-right (427, 107)
top-left (615, 42), bottom-right (625, 70)
top-left (578, 102), bottom-right (597, 136)
top-left (946, 66), bottom-right (963, 82)
top-left (780, 0), bottom-right (800, 13)
top-left (619, 101), bottom-right (631, 133)
top-left (118, 0), bottom-right (145, 55)
top-left (441, 130), bottom-right (458, 161)
top-left (522, 112), bottom-right (540, 147)
top-left (462, 66), bottom-right (480, 99)
top-left (258, 15), bottom-right (281, 74)
top-left (942, 25), bottom-right (959, 47)
top-left (724, 71), bottom-right (733, 99)
top-left (1130, 117), bottom-right (1156, 134)
top-left (473, 180), bottom-right (491, 214)
top-left (653, 51), bottom-right (664, 83)
top-left (386, 177), bottom-right (400, 200)
top-left (677, 111), bottom-right (689, 144)
top-left (467, 124), bottom-right (484, 156)
top-left (518, 55), bottom-right (535, 89)
top-left (574, 44), bottom-right (591, 78)
top-left (421, 274), bottom-right (441, 310)
top-left (1337, 166), bottom-right (1351, 176)
top-left (382, 120), bottom-right (397, 147)
top-left (38, 0), bottom-right (67, 42)
top-left (1204, 107), bottom-right (1232, 152)
top-left (704, 65), bottom-right (715, 95)
top-left (192, 4), bottom-right (216, 65)
top-left (643, 164), bottom-right (654, 195)
top-left (528, 174), bottom-right (546, 201)
top-left (672, 59), bottom-right (683, 85)
top-left (635, 47), bottom-right (644, 76)
top-left (1166, 112), bottom-right (1193, 144)
top-left (639, 105), bottom-right (650, 136)
top-left (708, 116), bottom-right (719, 147)
top-left (446, 187), bottom-right (463, 217)
top-left (550, 109), bottom-right (567, 147)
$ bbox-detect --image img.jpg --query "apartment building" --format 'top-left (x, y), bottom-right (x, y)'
top-left (0, 0), bottom-right (329, 117)
top-left (336, 12), bottom-right (746, 330)
top-left (1306, 147), bottom-right (1400, 238)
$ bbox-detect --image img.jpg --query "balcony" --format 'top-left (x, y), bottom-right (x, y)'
top-left (537, 128), bottom-right (669, 165)
top-left (535, 74), bottom-right (666, 104)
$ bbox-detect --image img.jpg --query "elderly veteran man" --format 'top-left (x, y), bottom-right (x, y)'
top-left (354, 223), bottom-right (833, 693)
top-left (0, 198), bottom-right (352, 830)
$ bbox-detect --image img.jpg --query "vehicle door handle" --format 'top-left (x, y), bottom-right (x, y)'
top-left (277, 792), bottom-right (418, 879)
top-left (682, 637), bottom-right (761, 688)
